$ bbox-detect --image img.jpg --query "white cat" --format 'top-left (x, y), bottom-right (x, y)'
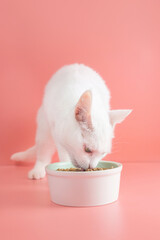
top-left (11, 64), bottom-right (131, 179)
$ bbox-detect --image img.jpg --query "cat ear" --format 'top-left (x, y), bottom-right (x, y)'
top-left (75, 90), bottom-right (92, 129)
top-left (109, 109), bottom-right (132, 127)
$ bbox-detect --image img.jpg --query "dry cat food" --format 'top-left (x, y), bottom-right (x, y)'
top-left (56, 167), bottom-right (114, 171)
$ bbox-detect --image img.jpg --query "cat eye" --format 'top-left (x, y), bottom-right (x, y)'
top-left (84, 146), bottom-right (92, 153)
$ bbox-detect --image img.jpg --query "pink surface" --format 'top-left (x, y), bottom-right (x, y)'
top-left (0, 163), bottom-right (160, 240)
top-left (1, 0), bottom-right (160, 164)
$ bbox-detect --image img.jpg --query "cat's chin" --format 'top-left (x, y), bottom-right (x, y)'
top-left (71, 158), bottom-right (90, 170)
top-left (71, 158), bottom-right (80, 168)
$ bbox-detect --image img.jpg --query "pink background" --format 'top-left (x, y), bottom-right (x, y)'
top-left (1, 1), bottom-right (160, 240)
top-left (1, 0), bottom-right (160, 165)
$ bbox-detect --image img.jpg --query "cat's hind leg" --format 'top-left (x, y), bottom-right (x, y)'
top-left (28, 107), bottom-right (55, 179)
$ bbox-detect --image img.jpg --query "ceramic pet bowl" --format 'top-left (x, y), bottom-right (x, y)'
top-left (46, 160), bottom-right (122, 207)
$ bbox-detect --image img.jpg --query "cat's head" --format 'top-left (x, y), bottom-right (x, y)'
top-left (64, 90), bottom-right (132, 169)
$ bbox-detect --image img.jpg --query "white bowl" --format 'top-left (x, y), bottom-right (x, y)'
top-left (46, 160), bottom-right (122, 207)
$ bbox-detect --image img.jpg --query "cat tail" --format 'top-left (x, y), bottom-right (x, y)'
top-left (11, 146), bottom-right (36, 161)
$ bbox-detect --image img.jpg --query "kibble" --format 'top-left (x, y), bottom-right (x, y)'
top-left (56, 167), bottom-right (114, 171)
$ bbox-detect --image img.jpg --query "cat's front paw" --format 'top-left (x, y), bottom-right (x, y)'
top-left (28, 167), bottom-right (46, 179)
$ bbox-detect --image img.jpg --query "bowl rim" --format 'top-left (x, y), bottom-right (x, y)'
top-left (45, 160), bottom-right (123, 177)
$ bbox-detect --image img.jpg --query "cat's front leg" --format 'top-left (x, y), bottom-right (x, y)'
top-left (57, 145), bottom-right (72, 162)
top-left (57, 145), bottom-right (80, 168)
top-left (28, 161), bottom-right (48, 179)
top-left (28, 106), bottom-right (56, 179)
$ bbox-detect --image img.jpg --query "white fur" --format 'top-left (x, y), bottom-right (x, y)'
top-left (11, 64), bottom-right (131, 179)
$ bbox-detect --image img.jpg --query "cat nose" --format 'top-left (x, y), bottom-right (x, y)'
top-left (79, 161), bottom-right (89, 170)
top-left (89, 161), bottom-right (98, 169)
top-left (72, 157), bottom-right (90, 169)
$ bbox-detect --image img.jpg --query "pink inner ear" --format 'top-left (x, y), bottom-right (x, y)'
top-left (75, 90), bottom-right (92, 128)
top-left (75, 107), bottom-right (87, 122)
